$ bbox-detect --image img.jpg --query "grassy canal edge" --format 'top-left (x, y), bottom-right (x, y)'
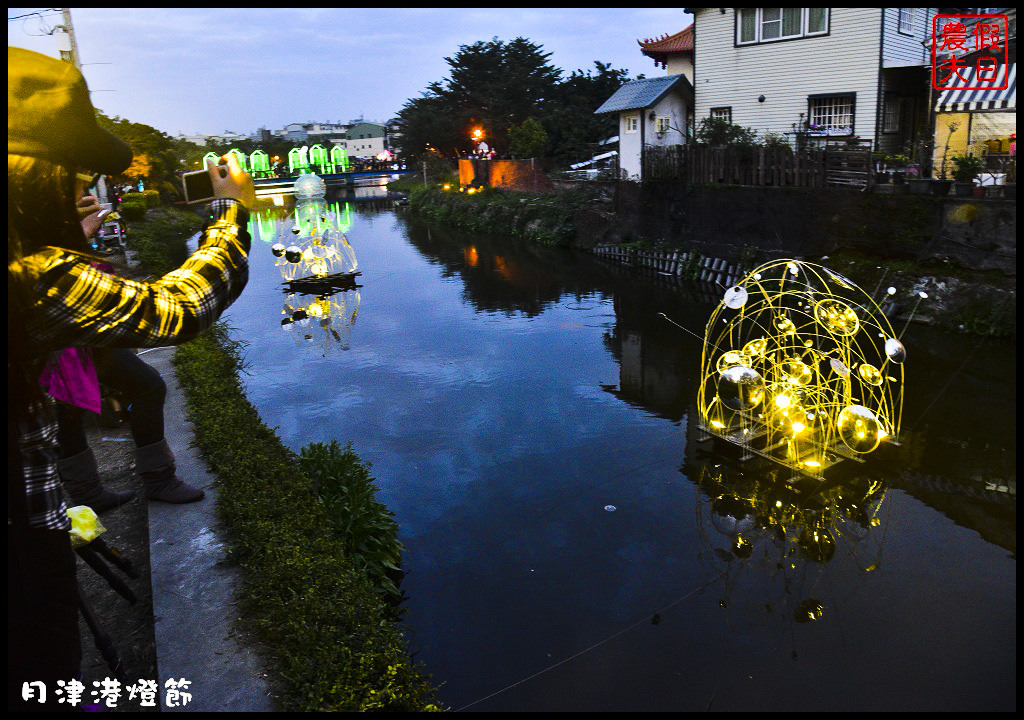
top-left (125, 205), bottom-right (442, 711)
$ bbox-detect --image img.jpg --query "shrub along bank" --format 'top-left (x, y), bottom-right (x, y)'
top-left (174, 327), bottom-right (440, 711)
top-left (408, 183), bottom-right (601, 246)
top-left (126, 205), bottom-right (441, 711)
top-left (121, 206), bottom-right (202, 276)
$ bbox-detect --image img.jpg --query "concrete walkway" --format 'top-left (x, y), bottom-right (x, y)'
top-left (143, 346), bottom-right (276, 712)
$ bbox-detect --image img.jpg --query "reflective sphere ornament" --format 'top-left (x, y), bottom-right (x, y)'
top-left (719, 366), bottom-right (765, 412)
top-left (271, 242), bottom-right (286, 257)
top-left (837, 405), bottom-right (883, 454)
top-left (284, 245), bottom-right (303, 263)
top-left (716, 350), bottom-right (749, 375)
top-left (723, 285), bottom-right (749, 309)
top-left (885, 337), bottom-right (906, 364)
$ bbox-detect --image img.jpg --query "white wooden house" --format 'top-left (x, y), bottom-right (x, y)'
top-left (595, 75), bottom-right (694, 180)
top-left (594, 24), bottom-right (695, 180)
top-left (690, 8), bottom-right (940, 155)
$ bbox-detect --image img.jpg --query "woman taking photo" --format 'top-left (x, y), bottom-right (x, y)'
top-left (8, 47), bottom-right (254, 709)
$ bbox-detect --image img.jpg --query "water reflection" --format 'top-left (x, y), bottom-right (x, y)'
top-left (229, 200), bottom-right (1014, 710)
top-left (280, 281), bottom-right (361, 354)
top-left (686, 445), bottom-right (889, 627)
top-left (249, 198), bottom-right (361, 355)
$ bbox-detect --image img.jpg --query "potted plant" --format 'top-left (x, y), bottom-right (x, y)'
top-left (906, 164), bottom-right (931, 194)
top-left (1003, 153), bottom-right (1016, 200)
top-left (933, 121), bottom-right (960, 196)
top-left (951, 154), bottom-right (983, 197)
top-left (872, 151), bottom-right (890, 184)
top-left (889, 154), bottom-right (910, 185)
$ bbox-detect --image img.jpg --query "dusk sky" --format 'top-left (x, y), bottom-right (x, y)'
top-left (9, 8), bottom-right (693, 138)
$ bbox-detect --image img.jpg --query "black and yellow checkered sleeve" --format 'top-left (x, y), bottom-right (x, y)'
top-left (24, 200), bottom-right (251, 351)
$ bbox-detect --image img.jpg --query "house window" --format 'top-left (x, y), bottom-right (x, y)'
top-left (624, 115), bottom-right (639, 134)
top-left (737, 8), bottom-right (830, 45)
top-left (655, 116), bottom-right (672, 134)
top-left (883, 96), bottom-right (904, 133)
top-left (808, 94), bottom-right (855, 135)
top-left (808, 8), bottom-right (827, 34)
top-left (898, 8), bottom-right (915, 35)
top-left (710, 107), bottom-right (733, 123)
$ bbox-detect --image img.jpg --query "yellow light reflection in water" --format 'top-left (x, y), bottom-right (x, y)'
top-left (694, 464), bottom-right (888, 629)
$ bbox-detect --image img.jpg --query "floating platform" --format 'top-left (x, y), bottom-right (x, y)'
top-left (282, 271), bottom-right (362, 295)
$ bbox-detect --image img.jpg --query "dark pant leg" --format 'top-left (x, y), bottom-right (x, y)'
top-left (54, 402), bottom-right (90, 460)
top-left (95, 349), bottom-right (166, 448)
top-left (7, 526), bottom-right (81, 711)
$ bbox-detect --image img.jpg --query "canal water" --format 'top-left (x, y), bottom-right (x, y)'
top-left (221, 189), bottom-right (1015, 711)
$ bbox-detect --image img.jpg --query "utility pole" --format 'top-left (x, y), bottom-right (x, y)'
top-left (55, 8), bottom-right (82, 69)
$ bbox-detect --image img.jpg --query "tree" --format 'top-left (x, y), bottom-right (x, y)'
top-left (541, 61), bottom-right (631, 168)
top-left (397, 37), bottom-right (562, 158)
top-left (508, 118), bottom-right (548, 159)
top-left (96, 112), bottom-right (184, 197)
top-left (122, 153), bottom-right (155, 184)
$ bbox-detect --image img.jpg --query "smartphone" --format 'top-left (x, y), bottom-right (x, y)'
top-left (182, 169), bottom-right (215, 204)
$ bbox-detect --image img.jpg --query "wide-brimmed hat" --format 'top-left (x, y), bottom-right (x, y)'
top-left (8, 47), bottom-right (132, 175)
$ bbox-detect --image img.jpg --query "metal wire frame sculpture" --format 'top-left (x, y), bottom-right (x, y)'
top-left (697, 259), bottom-right (905, 479)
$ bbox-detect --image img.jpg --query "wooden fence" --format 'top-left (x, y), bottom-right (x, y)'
top-left (642, 145), bottom-right (872, 189)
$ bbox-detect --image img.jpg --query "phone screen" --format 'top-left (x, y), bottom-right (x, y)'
top-left (182, 170), bottom-right (215, 204)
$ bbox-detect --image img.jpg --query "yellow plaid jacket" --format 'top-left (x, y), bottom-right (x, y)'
top-left (11, 199), bottom-right (251, 530)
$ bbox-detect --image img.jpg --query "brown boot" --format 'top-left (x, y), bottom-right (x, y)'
top-left (135, 439), bottom-right (205, 503)
top-left (57, 448), bottom-right (134, 513)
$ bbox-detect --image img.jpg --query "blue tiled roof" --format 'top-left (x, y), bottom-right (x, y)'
top-left (594, 74), bottom-right (692, 114)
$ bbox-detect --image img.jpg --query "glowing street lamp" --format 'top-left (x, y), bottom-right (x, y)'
top-left (471, 126), bottom-right (489, 156)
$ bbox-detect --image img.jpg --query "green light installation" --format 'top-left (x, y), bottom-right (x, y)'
top-left (249, 149), bottom-right (271, 178)
top-left (330, 144), bottom-right (350, 173)
top-left (309, 144), bottom-right (330, 174)
top-left (289, 146), bottom-right (310, 175)
top-left (227, 148), bottom-right (248, 172)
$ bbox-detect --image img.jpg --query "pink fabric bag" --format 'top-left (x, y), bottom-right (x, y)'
top-left (40, 347), bottom-right (102, 414)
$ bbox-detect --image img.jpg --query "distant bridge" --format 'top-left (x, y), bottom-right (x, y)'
top-left (253, 171), bottom-right (414, 195)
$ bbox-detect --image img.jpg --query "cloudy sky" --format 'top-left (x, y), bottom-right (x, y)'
top-left (9, 8), bottom-right (693, 138)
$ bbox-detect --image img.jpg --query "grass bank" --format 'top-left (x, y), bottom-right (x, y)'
top-left (174, 328), bottom-right (440, 711)
top-left (122, 205), bottom-right (203, 276)
top-left (127, 205), bottom-right (442, 711)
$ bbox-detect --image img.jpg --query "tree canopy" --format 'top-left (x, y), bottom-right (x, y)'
top-left (398, 37), bottom-right (561, 159)
top-left (95, 112), bottom-right (201, 197)
top-left (397, 38), bottom-right (633, 168)
top-left (541, 61), bottom-right (632, 168)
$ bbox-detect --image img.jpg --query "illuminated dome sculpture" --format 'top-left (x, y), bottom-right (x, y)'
top-left (272, 197), bottom-right (357, 283)
top-left (270, 196), bottom-right (361, 354)
top-left (697, 259), bottom-right (904, 479)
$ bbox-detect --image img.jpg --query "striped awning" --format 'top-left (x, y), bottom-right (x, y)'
top-left (935, 62), bottom-right (1016, 112)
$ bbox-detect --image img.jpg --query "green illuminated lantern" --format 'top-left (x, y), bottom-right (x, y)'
top-left (309, 144), bottom-right (331, 175)
top-left (202, 151), bottom-right (220, 168)
top-left (288, 147), bottom-right (309, 175)
top-left (227, 148), bottom-right (248, 172)
top-left (330, 144), bottom-right (349, 173)
top-left (250, 149), bottom-right (270, 178)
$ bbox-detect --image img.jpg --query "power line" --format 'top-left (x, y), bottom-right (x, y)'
top-left (7, 9), bottom-right (61, 22)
